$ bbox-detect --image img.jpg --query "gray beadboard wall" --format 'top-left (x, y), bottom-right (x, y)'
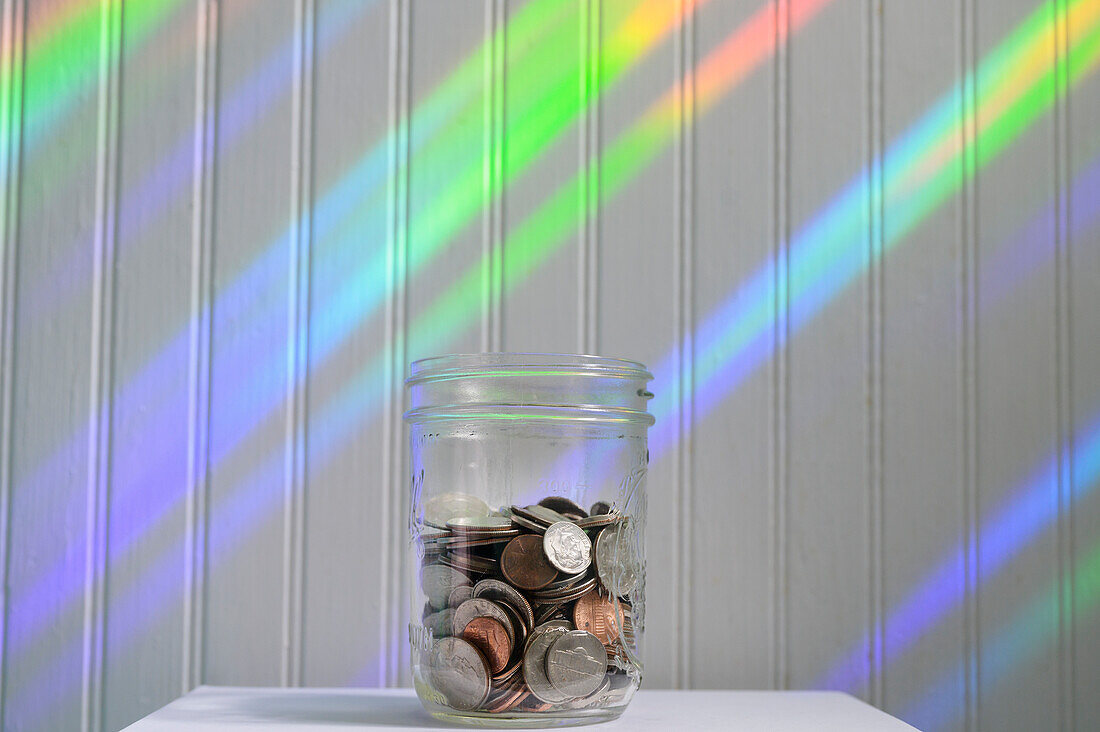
top-left (0, 0), bottom-right (1098, 730)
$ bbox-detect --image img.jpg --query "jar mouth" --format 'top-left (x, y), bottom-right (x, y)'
top-left (407, 353), bottom-right (654, 384)
top-left (405, 353), bottom-right (655, 425)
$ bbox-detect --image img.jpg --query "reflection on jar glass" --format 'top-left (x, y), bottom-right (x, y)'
top-left (405, 353), bottom-right (652, 727)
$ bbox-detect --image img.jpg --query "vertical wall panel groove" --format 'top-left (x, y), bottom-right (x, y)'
top-left (1052, 2), bottom-right (1074, 730)
top-left (578, 0), bottom-right (600, 355)
top-left (183, 0), bottom-right (218, 693)
top-left (771, 0), bottom-right (790, 692)
top-left (82, 1), bottom-right (122, 729)
top-left (865, 0), bottom-right (885, 710)
top-left (482, 0), bottom-right (505, 353)
top-left (672, 0), bottom-right (694, 691)
top-left (958, 0), bottom-right (980, 727)
top-left (381, 0), bottom-right (410, 688)
top-left (282, 0), bottom-right (315, 689)
top-left (0, 0), bottom-right (24, 726)
top-left (1051, 0), bottom-right (1074, 727)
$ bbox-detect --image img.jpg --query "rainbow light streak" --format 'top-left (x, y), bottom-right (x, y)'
top-left (901, 415), bottom-right (1100, 729)
top-left (4, 0), bottom-right (585, 648)
top-left (645, 0), bottom-right (1100, 459)
top-left (3, 0), bottom-right (700, 708)
top-left (14, 0), bottom-right (189, 153)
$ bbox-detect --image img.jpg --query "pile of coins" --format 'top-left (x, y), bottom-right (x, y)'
top-left (414, 493), bottom-right (640, 714)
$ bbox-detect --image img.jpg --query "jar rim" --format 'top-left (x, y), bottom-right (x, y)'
top-left (407, 352), bottom-right (654, 384)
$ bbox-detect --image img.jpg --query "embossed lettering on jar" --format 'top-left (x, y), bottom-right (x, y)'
top-left (405, 354), bottom-right (652, 727)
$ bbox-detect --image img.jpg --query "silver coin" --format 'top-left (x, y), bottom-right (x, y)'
top-left (522, 623), bottom-right (572, 703)
top-left (428, 636), bottom-right (491, 711)
top-left (448, 585), bottom-right (473, 608)
top-left (446, 516), bottom-right (515, 532)
top-left (421, 564), bottom-right (470, 610)
top-left (472, 578), bottom-right (535, 632)
top-left (594, 521), bottom-right (639, 597)
top-left (496, 599), bottom-right (528, 659)
top-left (543, 521), bottom-right (592, 574)
top-left (545, 630), bottom-right (607, 698)
top-left (424, 607), bottom-right (455, 638)
top-left (424, 492), bottom-right (492, 530)
top-left (525, 504), bottom-right (570, 525)
top-left (452, 598), bottom-right (515, 646)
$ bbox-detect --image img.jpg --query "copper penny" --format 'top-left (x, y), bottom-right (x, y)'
top-left (572, 589), bottom-right (624, 645)
top-left (460, 616), bottom-right (512, 675)
top-left (500, 534), bottom-right (557, 591)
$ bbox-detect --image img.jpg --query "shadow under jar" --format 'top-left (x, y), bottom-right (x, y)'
top-left (405, 353), bottom-right (652, 728)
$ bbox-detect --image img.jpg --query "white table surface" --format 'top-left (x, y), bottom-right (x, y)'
top-left (123, 686), bottom-right (917, 731)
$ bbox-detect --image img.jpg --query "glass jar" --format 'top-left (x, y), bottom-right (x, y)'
top-left (405, 353), bottom-right (653, 727)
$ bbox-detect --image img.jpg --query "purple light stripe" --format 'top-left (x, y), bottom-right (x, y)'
top-left (901, 418), bottom-right (1100, 729)
top-left (815, 153), bottom-right (1100, 691)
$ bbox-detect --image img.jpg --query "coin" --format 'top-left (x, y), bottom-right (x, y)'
top-left (495, 599), bottom-right (528, 658)
top-left (448, 585), bottom-right (473, 608)
top-left (543, 521), bottom-right (592, 574)
top-left (545, 630), bottom-right (607, 698)
top-left (447, 516), bottom-right (516, 532)
top-left (428, 636), bottom-right (491, 711)
top-left (522, 623), bottom-right (572, 703)
top-left (421, 564), bottom-right (470, 610)
top-left (500, 534), bottom-right (558, 591)
top-left (452, 598), bottom-right (515, 646)
top-left (424, 492), bottom-right (492, 530)
top-left (472, 578), bottom-right (535, 632)
top-left (460, 617), bottom-right (512, 675)
top-left (424, 607), bottom-right (456, 638)
top-left (572, 589), bottom-right (623, 644)
top-left (594, 521), bottom-right (639, 596)
top-left (589, 501), bottom-right (611, 516)
top-left (537, 496), bottom-right (588, 518)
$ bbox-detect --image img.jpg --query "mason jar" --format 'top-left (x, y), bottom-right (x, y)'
top-left (405, 353), bottom-right (652, 727)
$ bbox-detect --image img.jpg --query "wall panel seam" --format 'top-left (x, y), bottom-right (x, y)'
top-left (0, 0), bottom-right (25, 725)
top-left (381, 0), bottom-right (410, 688)
top-left (482, 0), bottom-right (505, 352)
top-left (865, 0), bottom-right (885, 709)
top-left (282, 0), bottom-right (315, 689)
top-left (771, 0), bottom-right (790, 692)
top-left (578, 0), bottom-right (600, 354)
top-left (183, 0), bottom-right (219, 693)
top-left (957, 0), bottom-right (979, 727)
top-left (672, 0), bottom-right (695, 691)
top-left (1051, 0), bottom-right (1074, 728)
top-left (83, 0), bottom-right (123, 728)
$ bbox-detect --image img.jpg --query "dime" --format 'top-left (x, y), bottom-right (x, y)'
top-left (447, 516), bottom-right (516, 532)
top-left (460, 616), bottom-right (512, 675)
top-left (545, 630), bottom-right (607, 698)
top-left (543, 521), bottom-right (592, 574)
top-left (594, 521), bottom-right (639, 597)
top-left (522, 623), bottom-right (572, 703)
top-left (452, 598), bottom-right (515, 646)
top-left (472, 578), bottom-right (535, 632)
top-left (448, 585), bottom-right (473, 608)
top-left (537, 496), bottom-right (588, 518)
top-left (500, 534), bottom-right (558, 591)
top-left (428, 636), bottom-right (491, 711)
top-left (572, 589), bottom-right (623, 645)
top-left (424, 493), bottom-right (492, 530)
top-left (421, 564), bottom-right (470, 610)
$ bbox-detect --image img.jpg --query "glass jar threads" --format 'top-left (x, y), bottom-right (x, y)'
top-left (405, 354), bottom-right (652, 727)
